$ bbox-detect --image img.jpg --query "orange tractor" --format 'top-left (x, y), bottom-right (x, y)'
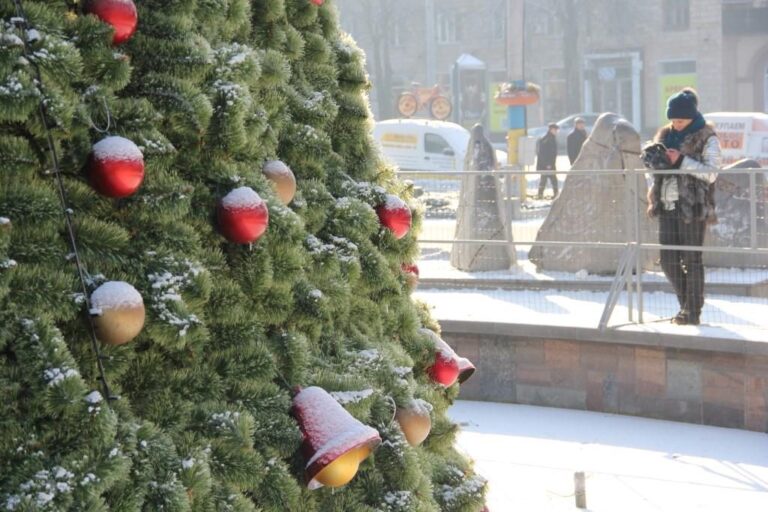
top-left (396, 83), bottom-right (452, 121)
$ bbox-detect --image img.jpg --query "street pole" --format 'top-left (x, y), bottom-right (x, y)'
top-left (425, 0), bottom-right (436, 85)
top-left (505, 0), bottom-right (529, 207)
top-left (504, 0), bottom-right (508, 73)
top-left (520, 0), bottom-right (528, 132)
top-left (505, 0), bottom-right (527, 155)
top-left (507, 0), bottom-right (524, 83)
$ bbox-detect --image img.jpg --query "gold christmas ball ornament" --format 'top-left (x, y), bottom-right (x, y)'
top-left (395, 399), bottom-right (433, 446)
top-left (90, 281), bottom-right (145, 346)
top-left (262, 160), bottom-right (297, 205)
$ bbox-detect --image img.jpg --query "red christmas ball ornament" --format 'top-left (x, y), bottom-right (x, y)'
top-left (310, 0), bottom-right (324, 5)
top-left (376, 195), bottom-right (412, 239)
top-left (84, 0), bottom-right (138, 45)
top-left (87, 136), bottom-right (145, 198)
top-left (217, 187), bottom-right (269, 244)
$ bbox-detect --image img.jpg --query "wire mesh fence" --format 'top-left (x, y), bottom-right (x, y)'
top-left (403, 167), bottom-right (768, 333)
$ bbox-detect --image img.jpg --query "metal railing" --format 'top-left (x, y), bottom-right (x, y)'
top-left (401, 167), bottom-right (768, 332)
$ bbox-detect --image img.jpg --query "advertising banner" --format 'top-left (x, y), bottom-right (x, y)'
top-left (658, 73), bottom-right (698, 125)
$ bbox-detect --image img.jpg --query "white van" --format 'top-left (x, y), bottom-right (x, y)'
top-left (704, 112), bottom-right (768, 168)
top-left (372, 118), bottom-right (507, 172)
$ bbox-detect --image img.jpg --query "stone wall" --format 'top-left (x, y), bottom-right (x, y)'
top-left (442, 322), bottom-right (768, 432)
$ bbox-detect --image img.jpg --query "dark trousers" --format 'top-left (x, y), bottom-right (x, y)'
top-left (537, 172), bottom-right (558, 197)
top-left (659, 208), bottom-right (706, 318)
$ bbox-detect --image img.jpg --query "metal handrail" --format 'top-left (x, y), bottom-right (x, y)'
top-left (398, 167), bottom-right (767, 177)
top-left (426, 239), bottom-right (768, 255)
top-left (402, 166), bottom-right (767, 329)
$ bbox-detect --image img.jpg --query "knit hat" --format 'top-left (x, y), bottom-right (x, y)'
top-left (666, 88), bottom-right (699, 120)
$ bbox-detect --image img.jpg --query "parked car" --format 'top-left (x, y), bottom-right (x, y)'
top-left (528, 113), bottom-right (599, 152)
top-left (373, 118), bottom-right (507, 172)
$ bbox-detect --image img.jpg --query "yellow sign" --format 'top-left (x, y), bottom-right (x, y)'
top-left (380, 133), bottom-right (418, 148)
top-left (658, 74), bottom-right (697, 124)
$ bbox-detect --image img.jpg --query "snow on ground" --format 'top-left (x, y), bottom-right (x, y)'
top-left (414, 210), bottom-right (768, 340)
top-left (449, 401), bottom-right (768, 511)
top-left (414, 287), bottom-right (768, 341)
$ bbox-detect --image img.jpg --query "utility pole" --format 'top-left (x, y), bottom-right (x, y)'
top-left (506, 0), bottom-right (524, 81)
top-left (425, 0), bottom-right (436, 85)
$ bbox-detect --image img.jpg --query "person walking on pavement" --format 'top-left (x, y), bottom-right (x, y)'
top-left (567, 117), bottom-right (588, 165)
top-left (536, 122), bottom-right (559, 199)
top-left (646, 87), bottom-right (721, 325)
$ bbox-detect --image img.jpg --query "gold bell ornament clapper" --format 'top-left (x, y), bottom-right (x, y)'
top-left (291, 386), bottom-right (381, 489)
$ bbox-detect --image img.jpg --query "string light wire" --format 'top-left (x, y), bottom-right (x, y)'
top-left (12, 0), bottom-right (117, 401)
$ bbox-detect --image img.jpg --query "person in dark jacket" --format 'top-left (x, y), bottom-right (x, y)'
top-left (646, 87), bottom-right (721, 325)
top-left (536, 123), bottom-right (559, 199)
top-left (567, 117), bottom-right (588, 165)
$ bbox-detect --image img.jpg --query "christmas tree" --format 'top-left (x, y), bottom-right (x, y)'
top-left (0, 0), bottom-right (485, 510)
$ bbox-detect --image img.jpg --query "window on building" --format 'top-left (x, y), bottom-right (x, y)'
top-left (425, 133), bottom-right (452, 154)
top-left (664, 0), bottom-right (690, 30)
top-left (529, 5), bottom-right (558, 35)
top-left (660, 61), bottom-right (696, 75)
top-left (607, 0), bottom-right (633, 34)
top-left (723, 6), bottom-right (768, 35)
top-left (542, 68), bottom-right (567, 121)
top-left (390, 20), bottom-right (404, 47)
top-left (492, 10), bottom-right (505, 40)
top-left (764, 65), bottom-right (768, 112)
top-left (437, 11), bottom-right (460, 44)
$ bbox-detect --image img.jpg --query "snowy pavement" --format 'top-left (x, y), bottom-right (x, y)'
top-left (414, 287), bottom-right (768, 341)
top-left (449, 401), bottom-right (768, 511)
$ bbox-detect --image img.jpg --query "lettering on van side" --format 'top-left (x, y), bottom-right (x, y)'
top-left (715, 121), bottom-right (746, 131)
top-left (380, 133), bottom-right (418, 148)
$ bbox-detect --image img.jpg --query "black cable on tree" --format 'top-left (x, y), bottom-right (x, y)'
top-left (12, 0), bottom-right (117, 402)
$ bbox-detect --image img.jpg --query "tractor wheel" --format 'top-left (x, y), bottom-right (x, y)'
top-left (429, 96), bottom-right (452, 120)
top-left (397, 93), bottom-right (419, 118)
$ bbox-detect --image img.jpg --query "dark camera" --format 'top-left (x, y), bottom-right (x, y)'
top-left (641, 142), bottom-right (672, 170)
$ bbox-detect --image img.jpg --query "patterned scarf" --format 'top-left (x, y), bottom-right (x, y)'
top-left (663, 112), bottom-right (706, 150)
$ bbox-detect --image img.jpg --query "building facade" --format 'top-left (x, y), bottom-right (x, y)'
top-left (525, 0), bottom-right (729, 133)
top-left (336, 0), bottom-right (767, 137)
top-left (336, 0), bottom-right (509, 132)
top-left (722, 1), bottom-right (768, 114)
